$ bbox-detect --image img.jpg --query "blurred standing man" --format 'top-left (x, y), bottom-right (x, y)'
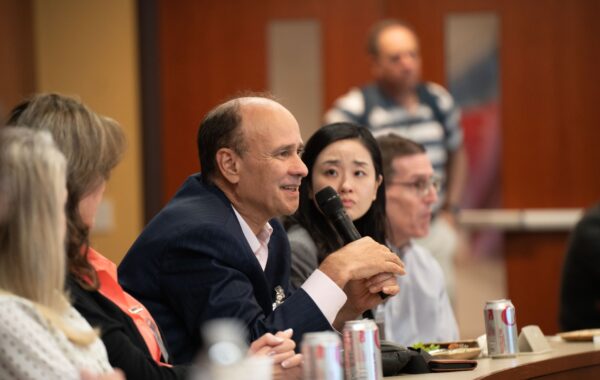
top-left (377, 134), bottom-right (459, 345)
top-left (119, 96), bottom-right (404, 364)
top-left (324, 19), bottom-right (467, 301)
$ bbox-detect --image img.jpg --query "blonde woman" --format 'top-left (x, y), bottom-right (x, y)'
top-left (0, 127), bottom-right (120, 379)
top-left (7, 94), bottom-right (302, 379)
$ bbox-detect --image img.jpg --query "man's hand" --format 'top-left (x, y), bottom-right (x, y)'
top-left (365, 272), bottom-right (400, 297)
top-left (319, 237), bottom-right (405, 289)
top-left (249, 329), bottom-right (302, 379)
top-left (333, 273), bottom-right (400, 329)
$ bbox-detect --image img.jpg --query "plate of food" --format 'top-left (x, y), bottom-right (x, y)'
top-left (557, 329), bottom-right (600, 342)
top-left (412, 340), bottom-right (482, 360)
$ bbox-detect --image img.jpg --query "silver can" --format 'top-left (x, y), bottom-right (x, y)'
top-left (484, 299), bottom-right (518, 357)
top-left (342, 320), bottom-right (382, 380)
top-left (302, 331), bottom-right (343, 380)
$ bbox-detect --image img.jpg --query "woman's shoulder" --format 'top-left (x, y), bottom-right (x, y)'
top-left (0, 292), bottom-right (94, 334)
top-left (66, 275), bottom-right (129, 334)
top-left (287, 224), bottom-right (315, 244)
top-left (287, 223), bottom-right (322, 259)
top-left (0, 293), bottom-right (45, 324)
top-left (0, 292), bottom-right (32, 306)
top-left (287, 223), bottom-right (308, 236)
top-left (0, 295), bottom-right (82, 379)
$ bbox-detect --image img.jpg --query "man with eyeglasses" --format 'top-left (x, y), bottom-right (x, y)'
top-left (375, 134), bottom-right (459, 346)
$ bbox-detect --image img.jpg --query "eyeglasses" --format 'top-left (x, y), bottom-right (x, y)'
top-left (387, 176), bottom-right (441, 198)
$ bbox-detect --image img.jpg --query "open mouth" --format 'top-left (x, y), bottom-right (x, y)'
top-left (280, 185), bottom-right (300, 192)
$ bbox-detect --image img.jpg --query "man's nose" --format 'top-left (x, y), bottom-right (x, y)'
top-left (423, 183), bottom-right (438, 204)
top-left (291, 154), bottom-right (308, 178)
top-left (398, 52), bottom-right (417, 68)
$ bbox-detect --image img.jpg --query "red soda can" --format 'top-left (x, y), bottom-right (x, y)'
top-left (484, 299), bottom-right (518, 357)
top-left (342, 320), bottom-right (382, 380)
top-left (302, 331), bottom-right (343, 380)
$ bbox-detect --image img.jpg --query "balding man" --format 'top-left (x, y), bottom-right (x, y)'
top-left (119, 96), bottom-right (404, 364)
top-left (325, 19), bottom-right (467, 302)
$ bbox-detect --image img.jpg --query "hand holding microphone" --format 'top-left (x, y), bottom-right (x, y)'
top-left (315, 186), bottom-right (404, 300)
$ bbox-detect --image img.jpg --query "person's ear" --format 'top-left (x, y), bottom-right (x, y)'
top-left (215, 148), bottom-right (241, 184)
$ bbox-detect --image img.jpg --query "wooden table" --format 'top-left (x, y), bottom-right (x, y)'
top-left (387, 339), bottom-right (600, 379)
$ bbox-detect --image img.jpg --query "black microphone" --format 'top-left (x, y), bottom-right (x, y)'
top-left (315, 186), bottom-right (388, 300)
top-left (315, 186), bottom-right (361, 244)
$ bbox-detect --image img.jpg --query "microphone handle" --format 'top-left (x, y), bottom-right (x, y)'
top-left (330, 213), bottom-right (361, 244)
top-left (330, 213), bottom-right (388, 300)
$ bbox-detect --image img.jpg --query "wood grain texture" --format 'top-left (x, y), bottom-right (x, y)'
top-left (156, 0), bottom-right (384, 200)
top-left (499, 0), bottom-right (600, 334)
top-left (0, 0), bottom-right (35, 118)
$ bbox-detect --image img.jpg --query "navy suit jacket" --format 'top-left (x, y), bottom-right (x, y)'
top-left (118, 174), bottom-right (331, 364)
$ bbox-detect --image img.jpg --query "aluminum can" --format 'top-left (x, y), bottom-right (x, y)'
top-left (302, 331), bottom-right (343, 380)
top-left (342, 320), bottom-right (382, 380)
top-left (484, 299), bottom-right (518, 357)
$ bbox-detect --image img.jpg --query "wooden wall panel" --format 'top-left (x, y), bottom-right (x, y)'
top-left (0, 0), bottom-right (35, 118)
top-left (320, 0), bottom-right (384, 106)
top-left (499, 0), bottom-right (600, 334)
top-left (156, 0), bottom-right (384, 201)
top-left (500, 0), bottom-right (600, 209)
top-left (504, 233), bottom-right (569, 333)
top-left (158, 0), bottom-right (268, 201)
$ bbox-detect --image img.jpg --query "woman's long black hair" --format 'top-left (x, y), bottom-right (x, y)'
top-left (284, 122), bottom-right (387, 262)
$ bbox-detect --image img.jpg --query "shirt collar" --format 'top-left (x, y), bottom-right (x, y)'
top-left (387, 239), bottom-right (413, 259)
top-left (232, 207), bottom-right (273, 254)
top-left (86, 247), bottom-right (115, 276)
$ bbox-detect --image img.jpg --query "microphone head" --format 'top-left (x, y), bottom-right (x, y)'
top-left (315, 186), bottom-right (344, 218)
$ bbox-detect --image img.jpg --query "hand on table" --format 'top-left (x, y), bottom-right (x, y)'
top-left (249, 328), bottom-right (303, 379)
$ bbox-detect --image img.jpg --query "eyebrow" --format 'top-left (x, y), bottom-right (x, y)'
top-left (320, 159), bottom-right (369, 167)
top-left (322, 159), bottom-right (369, 166)
top-left (407, 174), bottom-right (432, 181)
top-left (320, 159), bottom-right (340, 166)
top-left (272, 143), bottom-right (304, 153)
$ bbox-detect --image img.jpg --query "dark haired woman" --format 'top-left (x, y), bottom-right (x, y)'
top-left (284, 122), bottom-right (386, 289)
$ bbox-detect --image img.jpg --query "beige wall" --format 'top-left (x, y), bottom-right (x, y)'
top-left (33, 0), bottom-right (142, 263)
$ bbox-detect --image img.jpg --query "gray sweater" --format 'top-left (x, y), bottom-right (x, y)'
top-left (287, 224), bottom-right (326, 290)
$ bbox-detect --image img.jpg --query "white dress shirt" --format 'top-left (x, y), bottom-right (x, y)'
top-left (232, 208), bottom-right (347, 325)
top-left (382, 241), bottom-right (459, 345)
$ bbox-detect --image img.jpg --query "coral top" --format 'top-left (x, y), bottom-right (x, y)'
top-left (88, 248), bottom-right (169, 364)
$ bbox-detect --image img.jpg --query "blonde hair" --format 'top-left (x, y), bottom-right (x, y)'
top-left (0, 127), bottom-right (96, 345)
top-left (7, 93), bottom-right (126, 289)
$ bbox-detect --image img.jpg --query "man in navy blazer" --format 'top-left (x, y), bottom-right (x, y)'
top-left (118, 96), bottom-right (404, 364)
